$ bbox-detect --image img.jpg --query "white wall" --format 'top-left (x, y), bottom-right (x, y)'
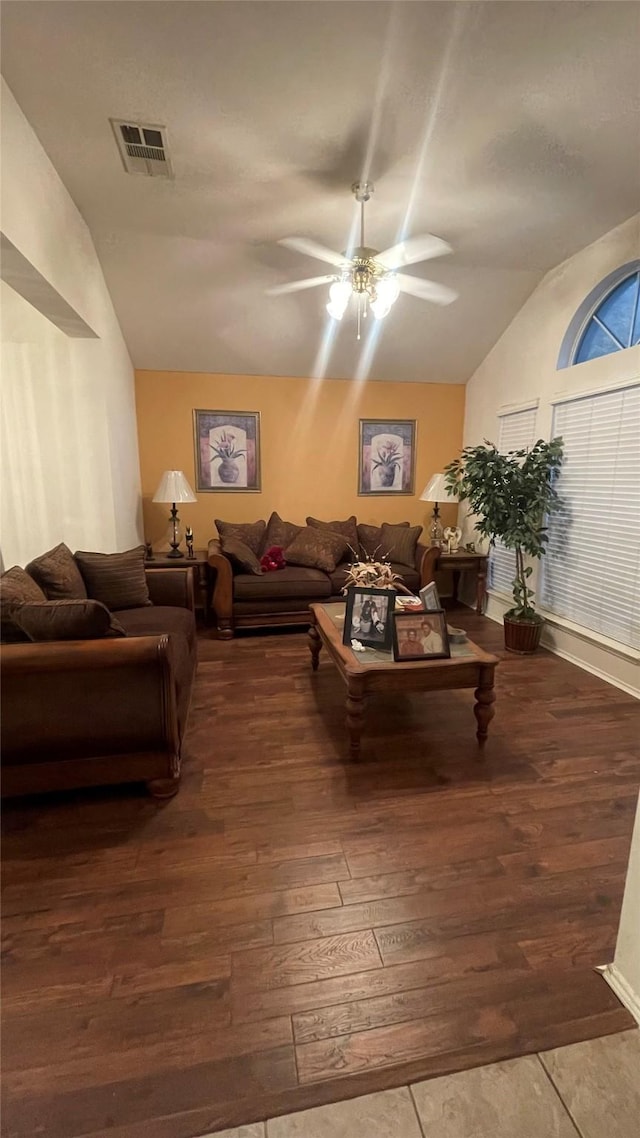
top-left (462, 213), bottom-right (640, 696)
top-left (0, 79), bottom-right (142, 566)
top-left (603, 792), bottom-right (640, 1024)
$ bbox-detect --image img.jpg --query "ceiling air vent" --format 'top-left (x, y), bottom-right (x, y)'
top-left (110, 119), bottom-right (173, 178)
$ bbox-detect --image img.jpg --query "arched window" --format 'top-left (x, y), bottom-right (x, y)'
top-left (557, 261), bottom-right (640, 369)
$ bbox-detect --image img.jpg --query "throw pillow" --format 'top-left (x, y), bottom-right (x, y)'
top-left (220, 534), bottom-right (263, 576)
top-left (285, 527), bottom-right (348, 573)
top-left (264, 511), bottom-right (303, 551)
top-left (75, 546), bottom-right (151, 611)
top-left (306, 515), bottom-right (358, 559)
top-left (215, 519), bottom-right (266, 556)
top-left (0, 566), bottom-right (47, 642)
top-left (13, 599), bottom-right (126, 641)
top-left (357, 521), bottom-right (410, 560)
top-left (379, 523), bottom-right (422, 567)
top-left (26, 542), bottom-right (88, 600)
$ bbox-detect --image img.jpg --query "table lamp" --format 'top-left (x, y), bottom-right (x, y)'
top-left (152, 470), bottom-right (197, 558)
top-left (419, 473), bottom-right (458, 547)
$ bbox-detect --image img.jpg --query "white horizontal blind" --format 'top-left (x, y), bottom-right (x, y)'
top-left (489, 406), bottom-right (538, 595)
top-left (541, 383), bottom-right (640, 649)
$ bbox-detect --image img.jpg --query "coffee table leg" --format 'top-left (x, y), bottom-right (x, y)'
top-left (308, 619), bottom-right (322, 671)
top-left (346, 676), bottom-right (366, 761)
top-left (474, 664), bottom-right (496, 746)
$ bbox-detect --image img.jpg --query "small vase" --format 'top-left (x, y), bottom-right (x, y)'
top-left (218, 458), bottom-right (239, 484)
top-left (378, 466), bottom-right (395, 488)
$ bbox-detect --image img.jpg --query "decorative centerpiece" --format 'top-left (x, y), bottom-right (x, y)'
top-left (342, 554), bottom-right (412, 595)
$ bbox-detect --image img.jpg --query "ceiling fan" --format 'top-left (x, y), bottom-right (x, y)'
top-left (266, 181), bottom-right (458, 339)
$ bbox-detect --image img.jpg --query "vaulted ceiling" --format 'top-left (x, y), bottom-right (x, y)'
top-left (2, 1), bottom-right (639, 383)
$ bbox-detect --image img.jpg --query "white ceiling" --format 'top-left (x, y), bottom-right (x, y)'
top-left (1, 1), bottom-right (639, 384)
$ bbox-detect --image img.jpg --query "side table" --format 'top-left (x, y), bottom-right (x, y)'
top-left (144, 551), bottom-right (210, 623)
top-left (425, 548), bottom-right (489, 614)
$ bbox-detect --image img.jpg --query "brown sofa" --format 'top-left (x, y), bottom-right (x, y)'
top-left (1, 567), bottom-right (197, 800)
top-left (208, 517), bottom-right (436, 638)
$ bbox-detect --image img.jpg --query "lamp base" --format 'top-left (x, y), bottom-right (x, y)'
top-left (166, 547), bottom-right (185, 559)
top-left (429, 504), bottom-right (444, 548)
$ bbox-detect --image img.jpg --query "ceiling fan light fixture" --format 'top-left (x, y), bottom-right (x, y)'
top-left (326, 279), bottom-right (352, 320)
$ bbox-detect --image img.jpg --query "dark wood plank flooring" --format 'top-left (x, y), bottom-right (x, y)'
top-left (2, 611), bottom-right (639, 1138)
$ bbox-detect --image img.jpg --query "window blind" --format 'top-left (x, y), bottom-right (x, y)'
top-left (488, 406), bottom-right (538, 596)
top-left (541, 383), bottom-right (640, 649)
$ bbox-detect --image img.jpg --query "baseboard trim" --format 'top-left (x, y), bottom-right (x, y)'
top-left (537, 638), bottom-right (640, 700)
top-left (481, 595), bottom-right (639, 700)
top-left (598, 963), bottom-right (640, 1025)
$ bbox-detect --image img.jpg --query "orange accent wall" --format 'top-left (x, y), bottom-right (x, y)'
top-left (135, 370), bottom-right (465, 549)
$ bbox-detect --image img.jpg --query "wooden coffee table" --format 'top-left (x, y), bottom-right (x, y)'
top-left (308, 602), bottom-right (499, 761)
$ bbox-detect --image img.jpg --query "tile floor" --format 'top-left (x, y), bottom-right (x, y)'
top-left (200, 1029), bottom-right (639, 1138)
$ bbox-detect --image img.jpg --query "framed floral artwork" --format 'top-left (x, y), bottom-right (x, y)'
top-left (358, 419), bottom-right (416, 495)
top-left (193, 410), bottom-right (261, 492)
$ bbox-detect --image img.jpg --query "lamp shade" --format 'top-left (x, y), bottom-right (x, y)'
top-left (153, 470), bottom-right (197, 504)
top-left (419, 473), bottom-right (457, 504)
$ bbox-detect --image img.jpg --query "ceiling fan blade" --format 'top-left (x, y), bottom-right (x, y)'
top-left (375, 234), bottom-right (452, 270)
top-left (265, 274), bottom-right (336, 297)
top-left (279, 236), bottom-right (349, 269)
top-left (395, 273), bottom-right (458, 306)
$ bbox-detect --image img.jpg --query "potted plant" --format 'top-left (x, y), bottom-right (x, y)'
top-left (444, 437), bottom-right (564, 653)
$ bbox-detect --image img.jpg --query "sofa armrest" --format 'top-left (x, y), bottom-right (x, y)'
top-left (145, 567), bottom-right (195, 611)
top-left (416, 542), bottom-right (440, 590)
top-left (1, 636), bottom-right (180, 768)
top-left (208, 539), bottom-right (234, 638)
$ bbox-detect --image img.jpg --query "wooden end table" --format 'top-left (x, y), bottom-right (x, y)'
top-left (428, 548), bottom-right (489, 614)
top-left (144, 550), bottom-right (211, 623)
top-left (308, 602), bottom-right (498, 761)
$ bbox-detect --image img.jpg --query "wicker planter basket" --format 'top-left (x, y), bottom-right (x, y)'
top-left (503, 615), bottom-right (543, 654)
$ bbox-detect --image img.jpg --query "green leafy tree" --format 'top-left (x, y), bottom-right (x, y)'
top-left (445, 438), bottom-right (564, 622)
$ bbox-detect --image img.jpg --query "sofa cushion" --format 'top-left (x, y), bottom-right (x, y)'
top-left (0, 566), bottom-right (47, 642)
top-left (26, 543), bottom-right (87, 600)
top-left (285, 527), bottom-right (348, 573)
top-left (13, 599), bottom-right (126, 641)
top-left (220, 534), bottom-right (263, 575)
top-left (234, 565), bottom-right (331, 601)
top-left (307, 515), bottom-right (358, 558)
top-left (113, 605), bottom-right (197, 735)
top-left (388, 561), bottom-right (420, 593)
top-left (379, 523), bottom-right (422, 568)
top-left (357, 521), bottom-right (410, 560)
top-left (215, 519), bottom-right (266, 556)
top-left (75, 546), bottom-right (151, 611)
top-left (264, 511), bottom-right (303, 551)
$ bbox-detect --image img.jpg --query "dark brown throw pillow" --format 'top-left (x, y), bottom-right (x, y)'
top-left (264, 511), bottom-right (302, 551)
top-left (285, 527), bottom-right (348, 573)
top-left (13, 599), bottom-right (126, 641)
top-left (0, 566), bottom-right (47, 642)
top-left (357, 521), bottom-right (410, 560)
top-left (215, 519), bottom-right (266, 557)
top-left (26, 542), bottom-right (87, 600)
top-left (75, 546), bottom-right (151, 611)
top-left (220, 535), bottom-right (263, 576)
top-left (307, 515), bottom-right (358, 559)
top-left (379, 523), bottom-right (422, 567)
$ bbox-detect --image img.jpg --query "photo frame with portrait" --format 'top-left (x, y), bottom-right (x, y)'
top-left (419, 581), bottom-right (441, 611)
top-left (343, 586), bottom-right (395, 651)
top-left (392, 609), bottom-right (450, 661)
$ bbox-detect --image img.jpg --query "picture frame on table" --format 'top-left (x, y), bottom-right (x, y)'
top-left (358, 419), bottom-right (416, 495)
top-left (419, 581), bottom-right (441, 611)
top-left (392, 609), bottom-right (450, 661)
top-left (343, 586), bottom-right (395, 651)
top-left (193, 409), bottom-right (261, 492)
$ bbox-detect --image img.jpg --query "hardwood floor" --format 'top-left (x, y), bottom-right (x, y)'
top-left (2, 611), bottom-right (639, 1138)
